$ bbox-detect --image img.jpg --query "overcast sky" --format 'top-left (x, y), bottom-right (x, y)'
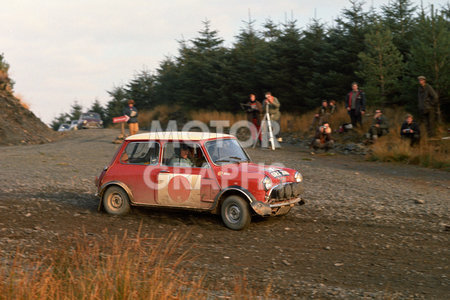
top-left (1, 0), bottom-right (447, 124)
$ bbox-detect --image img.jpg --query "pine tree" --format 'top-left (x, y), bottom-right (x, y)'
top-left (262, 19), bottom-right (282, 42)
top-left (175, 20), bottom-right (229, 110)
top-left (299, 19), bottom-right (333, 108)
top-left (228, 17), bottom-right (268, 104)
top-left (125, 69), bottom-right (155, 110)
top-left (356, 23), bottom-right (405, 106)
top-left (105, 86), bottom-right (127, 125)
top-left (264, 19), bottom-right (304, 110)
top-left (327, 0), bottom-right (370, 100)
top-left (0, 53), bottom-right (14, 92)
top-left (335, 0), bottom-right (369, 75)
top-left (89, 99), bottom-right (106, 122)
top-left (154, 57), bottom-right (180, 106)
top-left (69, 101), bottom-right (83, 121)
top-left (381, 0), bottom-right (417, 57)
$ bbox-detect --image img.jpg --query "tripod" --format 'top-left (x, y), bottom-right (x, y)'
top-left (253, 102), bottom-right (275, 150)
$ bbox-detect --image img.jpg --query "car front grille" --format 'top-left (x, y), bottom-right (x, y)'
top-left (85, 121), bottom-right (100, 127)
top-left (269, 182), bottom-right (303, 202)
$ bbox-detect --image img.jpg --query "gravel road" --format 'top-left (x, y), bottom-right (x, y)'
top-left (0, 129), bottom-right (448, 299)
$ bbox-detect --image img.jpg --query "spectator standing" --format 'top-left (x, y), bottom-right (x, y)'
top-left (401, 114), bottom-right (421, 146)
top-left (345, 82), bottom-right (366, 127)
top-left (417, 76), bottom-right (438, 137)
top-left (311, 100), bottom-right (331, 131)
top-left (329, 99), bottom-right (337, 115)
top-left (123, 99), bottom-right (139, 136)
top-left (311, 122), bottom-right (334, 153)
top-left (367, 109), bottom-right (389, 141)
top-left (245, 93), bottom-right (262, 144)
top-left (263, 91), bottom-right (282, 142)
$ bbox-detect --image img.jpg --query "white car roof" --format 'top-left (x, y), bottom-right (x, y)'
top-left (125, 131), bottom-right (234, 141)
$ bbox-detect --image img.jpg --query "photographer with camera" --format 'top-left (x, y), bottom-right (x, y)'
top-left (401, 114), bottom-right (420, 146)
top-left (263, 91), bottom-right (282, 142)
top-left (310, 100), bottom-right (332, 131)
top-left (245, 93), bottom-right (262, 144)
top-left (311, 122), bottom-right (334, 154)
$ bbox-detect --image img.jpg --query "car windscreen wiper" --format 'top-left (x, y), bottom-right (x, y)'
top-left (228, 156), bottom-right (244, 160)
top-left (215, 156), bottom-right (247, 164)
top-left (215, 159), bottom-right (232, 163)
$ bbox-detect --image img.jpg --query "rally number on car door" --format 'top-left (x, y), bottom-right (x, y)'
top-left (157, 173), bottom-right (201, 207)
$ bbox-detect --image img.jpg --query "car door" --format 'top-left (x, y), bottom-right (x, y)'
top-left (115, 141), bottom-right (160, 205)
top-left (155, 141), bottom-right (220, 209)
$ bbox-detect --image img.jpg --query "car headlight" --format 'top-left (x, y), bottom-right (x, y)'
top-left (262, 176), bottom-right (273, 191)
top-left (294, 171), bottom-right (303, 183)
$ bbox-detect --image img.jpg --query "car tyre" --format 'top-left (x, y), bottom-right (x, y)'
top-left (103, 186), bottom-right (131, 215)
top-left (221, 195), bottom-right (251, 230)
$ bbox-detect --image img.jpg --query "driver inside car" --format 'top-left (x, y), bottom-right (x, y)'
top-left (168, 143), bottom-right (194, 167)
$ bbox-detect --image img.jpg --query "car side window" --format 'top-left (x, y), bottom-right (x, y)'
top-left (120, 142), bottom-right (160, 165)
top-left (162, 142), bottom-right (208, 168)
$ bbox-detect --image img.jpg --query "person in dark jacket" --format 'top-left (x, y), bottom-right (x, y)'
top-left (345, 82), bottom-right (366, 127)
top-left (417, 76), bottom-right (438, 137)
top-left (401, 114), bottom-right (421, 146)
top-left (245, 93), bottom-right (262, 144)
top-left (123, 99), bottom-right (139, 136)
top-left (367, 109), bottom-right (389, 141)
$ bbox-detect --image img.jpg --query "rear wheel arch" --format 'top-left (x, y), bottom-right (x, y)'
top-left (98, 182), bottom-right (134, 211)
top-left (102, 185), bottom-right (131, 215)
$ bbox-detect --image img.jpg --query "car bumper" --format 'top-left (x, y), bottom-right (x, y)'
top-left (80, 122), bottom-right (103, 129)
top-left (251, 182), bottom-right (304, 216)
top-left (251, 197), bottom-right (304, 216)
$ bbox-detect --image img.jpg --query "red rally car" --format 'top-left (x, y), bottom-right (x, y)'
top-left (95, 132), bottom-right (304, 230)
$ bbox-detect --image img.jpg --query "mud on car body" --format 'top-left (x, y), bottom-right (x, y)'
top-left (95, 132), bottom-right (304, 230)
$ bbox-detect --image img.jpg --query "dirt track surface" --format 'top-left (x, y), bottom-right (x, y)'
top-left (0, 129), bottom-right (449, 299)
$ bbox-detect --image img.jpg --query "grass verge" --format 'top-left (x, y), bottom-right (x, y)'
top-left (0, 228), bottom-right (274, 299)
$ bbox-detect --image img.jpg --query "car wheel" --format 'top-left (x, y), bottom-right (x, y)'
top-left (103, 186), bottom-right (131, 215)
top-left (221, 195), bottom-right (251, 230)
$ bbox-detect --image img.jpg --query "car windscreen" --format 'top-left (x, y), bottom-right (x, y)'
top-left (81, 112), bottom-right (100, 120)
top-left (205, 138), bottom-right (250, 165)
